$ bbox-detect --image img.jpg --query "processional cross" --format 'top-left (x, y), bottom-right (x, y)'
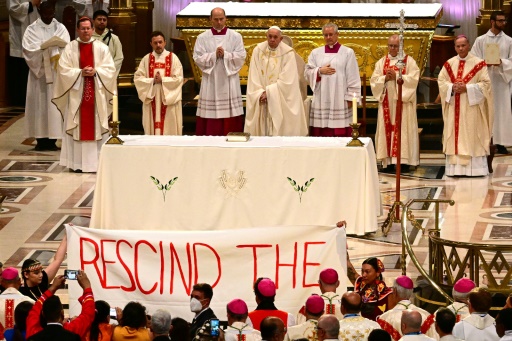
top-left (382, 10), bottom-right (418, 243)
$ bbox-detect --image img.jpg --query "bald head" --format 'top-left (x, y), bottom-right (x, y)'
top-left (454, 35), bottom-right (470, 58)
top-left (260, 316), bottom-right (286, 341)
top-left (401, 310), bottom-right (422, 334)
top-left (210, 7), bottom-right (226, 31)
top-left (317, 315), bottom-right (340, 340)
top-left (388, 35), bottom-right (399, 57)
top-left (341, 291), bottom-right (362, 314)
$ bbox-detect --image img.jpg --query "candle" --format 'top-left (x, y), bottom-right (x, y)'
top-left (352, 93), bottom-right (357, 124)
top-left (113, 92), bottom-right (119, 122)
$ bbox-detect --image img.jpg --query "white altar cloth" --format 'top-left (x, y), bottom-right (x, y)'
top-left (90, 136), bottom-right (381, 235)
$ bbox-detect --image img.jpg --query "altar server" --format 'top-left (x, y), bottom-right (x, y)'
top-left (305, 22), bottom-right (361, 137)
top-left (134, 31), bottom-right (184, 135)
top-left (52, 17), bottom-right (116, 173)
top-left (245, 26), bottom-right (308, 136)
top-left (193, 7), bottom-right (246, 136)
top-left (22, 1), bottom-right (70, 151)
top-left (371, 34), bottom-right (420, 170)
top-left (471, 10), bottom-right (512, 155)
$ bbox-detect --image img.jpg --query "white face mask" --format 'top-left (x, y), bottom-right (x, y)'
top-left (190, 297), bottom-right (203, 313)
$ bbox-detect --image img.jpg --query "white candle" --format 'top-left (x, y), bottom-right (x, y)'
top-left (352, 93), bottom-right (357, 124)
top-left (113, 92), bottom-right (119, 122)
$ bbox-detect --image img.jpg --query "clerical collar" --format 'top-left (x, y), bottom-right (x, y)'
top-left (153, 50), bottom-right (167, 57)
top-left (267, 45), bottom-right (277, 52)
top-left (77, 37), bottom-right (94, 44)
top-left (211, 26), bottom-right (228, 35)
top-left (325, 42), bottom-right (340, 54)
top-left (388, 54), bottom-right (399, 60)
top-left (457, 54), bottom-right (468, 61)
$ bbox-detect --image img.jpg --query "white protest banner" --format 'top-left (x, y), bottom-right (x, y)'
top-left (66, 225), bottom-right (346, 320)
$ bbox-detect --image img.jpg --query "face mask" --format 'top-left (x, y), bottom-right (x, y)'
top-left (190, 297), bottom-right (203, 313)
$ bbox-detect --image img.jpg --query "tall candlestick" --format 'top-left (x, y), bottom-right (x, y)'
top-left (113, 92), bottom-right (119, 122)
top-left (352, 93), bottom-right (358, 124)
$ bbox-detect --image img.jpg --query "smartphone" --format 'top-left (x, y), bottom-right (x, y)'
top-left (110, 308), bottom-right (117, 319)
top-left (64, 270), bottom-right (79, 280)
top-left (210, 318), bottom-right (220, 337)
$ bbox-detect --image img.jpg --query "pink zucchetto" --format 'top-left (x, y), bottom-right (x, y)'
top-left (1, 267), bottom-right (19, 281)
top-left (396, 275), bottom-right (414, 289)
top-left (320, 268), bottom-right (339, 284)
top-left (257, 278), bottom-right (277, 297)
top-left (306, 294), bottom-right (325, 315)
top-left (453, 278), bottom-right (476, 293)
top-left (227, 299), bottom-right (248, 315)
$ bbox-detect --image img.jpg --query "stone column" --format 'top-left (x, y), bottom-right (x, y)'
top-left (109, 0), bottom-right (137, 87)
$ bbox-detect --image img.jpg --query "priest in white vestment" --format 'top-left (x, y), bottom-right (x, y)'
top-left (305, 23), bottom-right (361, 137)
top-left (134, 31), bottom-right (183, 135)
top-left (193, 7), bottom-right (246, 136)
top-left (452, 289), bottom-right (499, 341)
top-left (22, 2), bottom-right (70, 151)
top-left (371, 35), bottom-right (420, 169)
top-left (377, 276), bottom-right (438, 341)
top-left (398, 310), bottom-right (436, 341)
top-left (224, 299), bottom-right (262, 341)
top-left (0, 268), bottom-right (35, 339)
top-left (444, 278), bottom-right (475, 322)
top-left (245, 26), bottom-right (308, 136)
top-left (92, 10), bottom-right (123, 77)
top-left (438, 35), bottom-right (493, 177)
top-left (471, 10), bottom-right (512, 154)
top-left (52, 17), bottom-right (116, 173)
top-left (339, 292), bottom-right (381, 341)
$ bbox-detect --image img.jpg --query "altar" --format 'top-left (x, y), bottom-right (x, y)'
top-left (90, 136), bottom-right (381, 235)
top-left (176, 2), bottom-right (443, 84)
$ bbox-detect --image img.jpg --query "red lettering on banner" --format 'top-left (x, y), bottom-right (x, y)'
top-left (236, 244), bottom-right (272, 283)
top-left (135, 240), bottom-right (158, 294)
top-left (100, 239), bottom-right (119, 289)
top-left (169, 243), bottom-right (192, 295)
top-left (117, 240), bottom-right (136, 291)
top-left (80, 238), bottom-right (105, 287)
top-left (275, 242), bottom-right (297, 289)
top-left (303, 242), bottom-right (325, 287)
top-left (193, 243), bottom-right (222, 288)
top-left (159, 241), bottom-right (164, 295)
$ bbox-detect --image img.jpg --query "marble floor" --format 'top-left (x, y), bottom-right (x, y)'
top-left (1, 107), bottom-right (511, 298)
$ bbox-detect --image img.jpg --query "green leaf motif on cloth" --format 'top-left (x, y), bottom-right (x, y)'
top-left (286, 177), bottom-right (315, 203)
top-left (150, 176), bottom-right (179, 202)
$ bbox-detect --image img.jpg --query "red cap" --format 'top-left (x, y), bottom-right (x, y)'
top-left (257, 278), bottom-right (276, 297)
top-left (396, 275), bottom-right (413, 289)
top-left (453, 278), bottom-right (476, 293)
top-left (306, 294), bottom-right (325, 315)
top-left (320, 268), bottom-right (339, 284)
top-left (227, 299), bottom-right (248, 315)
top-left (1, 267), bottom-right (19, 281)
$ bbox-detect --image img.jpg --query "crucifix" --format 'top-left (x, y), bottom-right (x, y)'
top-left (382, 10), bottom-right (418, 236)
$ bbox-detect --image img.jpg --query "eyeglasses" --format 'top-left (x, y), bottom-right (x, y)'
top-left (496, 19), bottom-right (508, 23)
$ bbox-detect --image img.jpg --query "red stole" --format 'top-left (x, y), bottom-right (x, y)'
top-left (377, 319), bottom-right (402, 341)
top-left (442, 58), bottom-right (486, 154)
top-left (0, 299), bottom-right (15, 339)
top-left (382, 55), bottom-right (408, 157)
top-left (79, 41), bottom-right (95, 141)
top-left (149, 52), bottom-right (172, 135)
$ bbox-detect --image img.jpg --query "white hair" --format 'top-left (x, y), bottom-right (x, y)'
top-left (151, 309), bottom-right (172, 335)
top-left (322, 23), bottom-right (338, 34)
top-left (452, 288), bottom-right (470, 302)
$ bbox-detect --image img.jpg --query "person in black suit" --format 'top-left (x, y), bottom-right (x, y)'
top-left (189, 283), bottom-right (216, 340)
top-left (27, 295), bottom-right (80, 341)
top-left (151, 309), bottom-right (172, 340)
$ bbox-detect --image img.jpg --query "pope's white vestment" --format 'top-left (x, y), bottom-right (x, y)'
top-left (22, 18), bottom-right (70, 139)
top-left (452, 313), bottom-right (500, 341)
top-left (245, 41), bottom-right (308, 136)
top-left (371, 54), bottom-right (420, 167)
top-left (134, 50), bottom-right (183, 135)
